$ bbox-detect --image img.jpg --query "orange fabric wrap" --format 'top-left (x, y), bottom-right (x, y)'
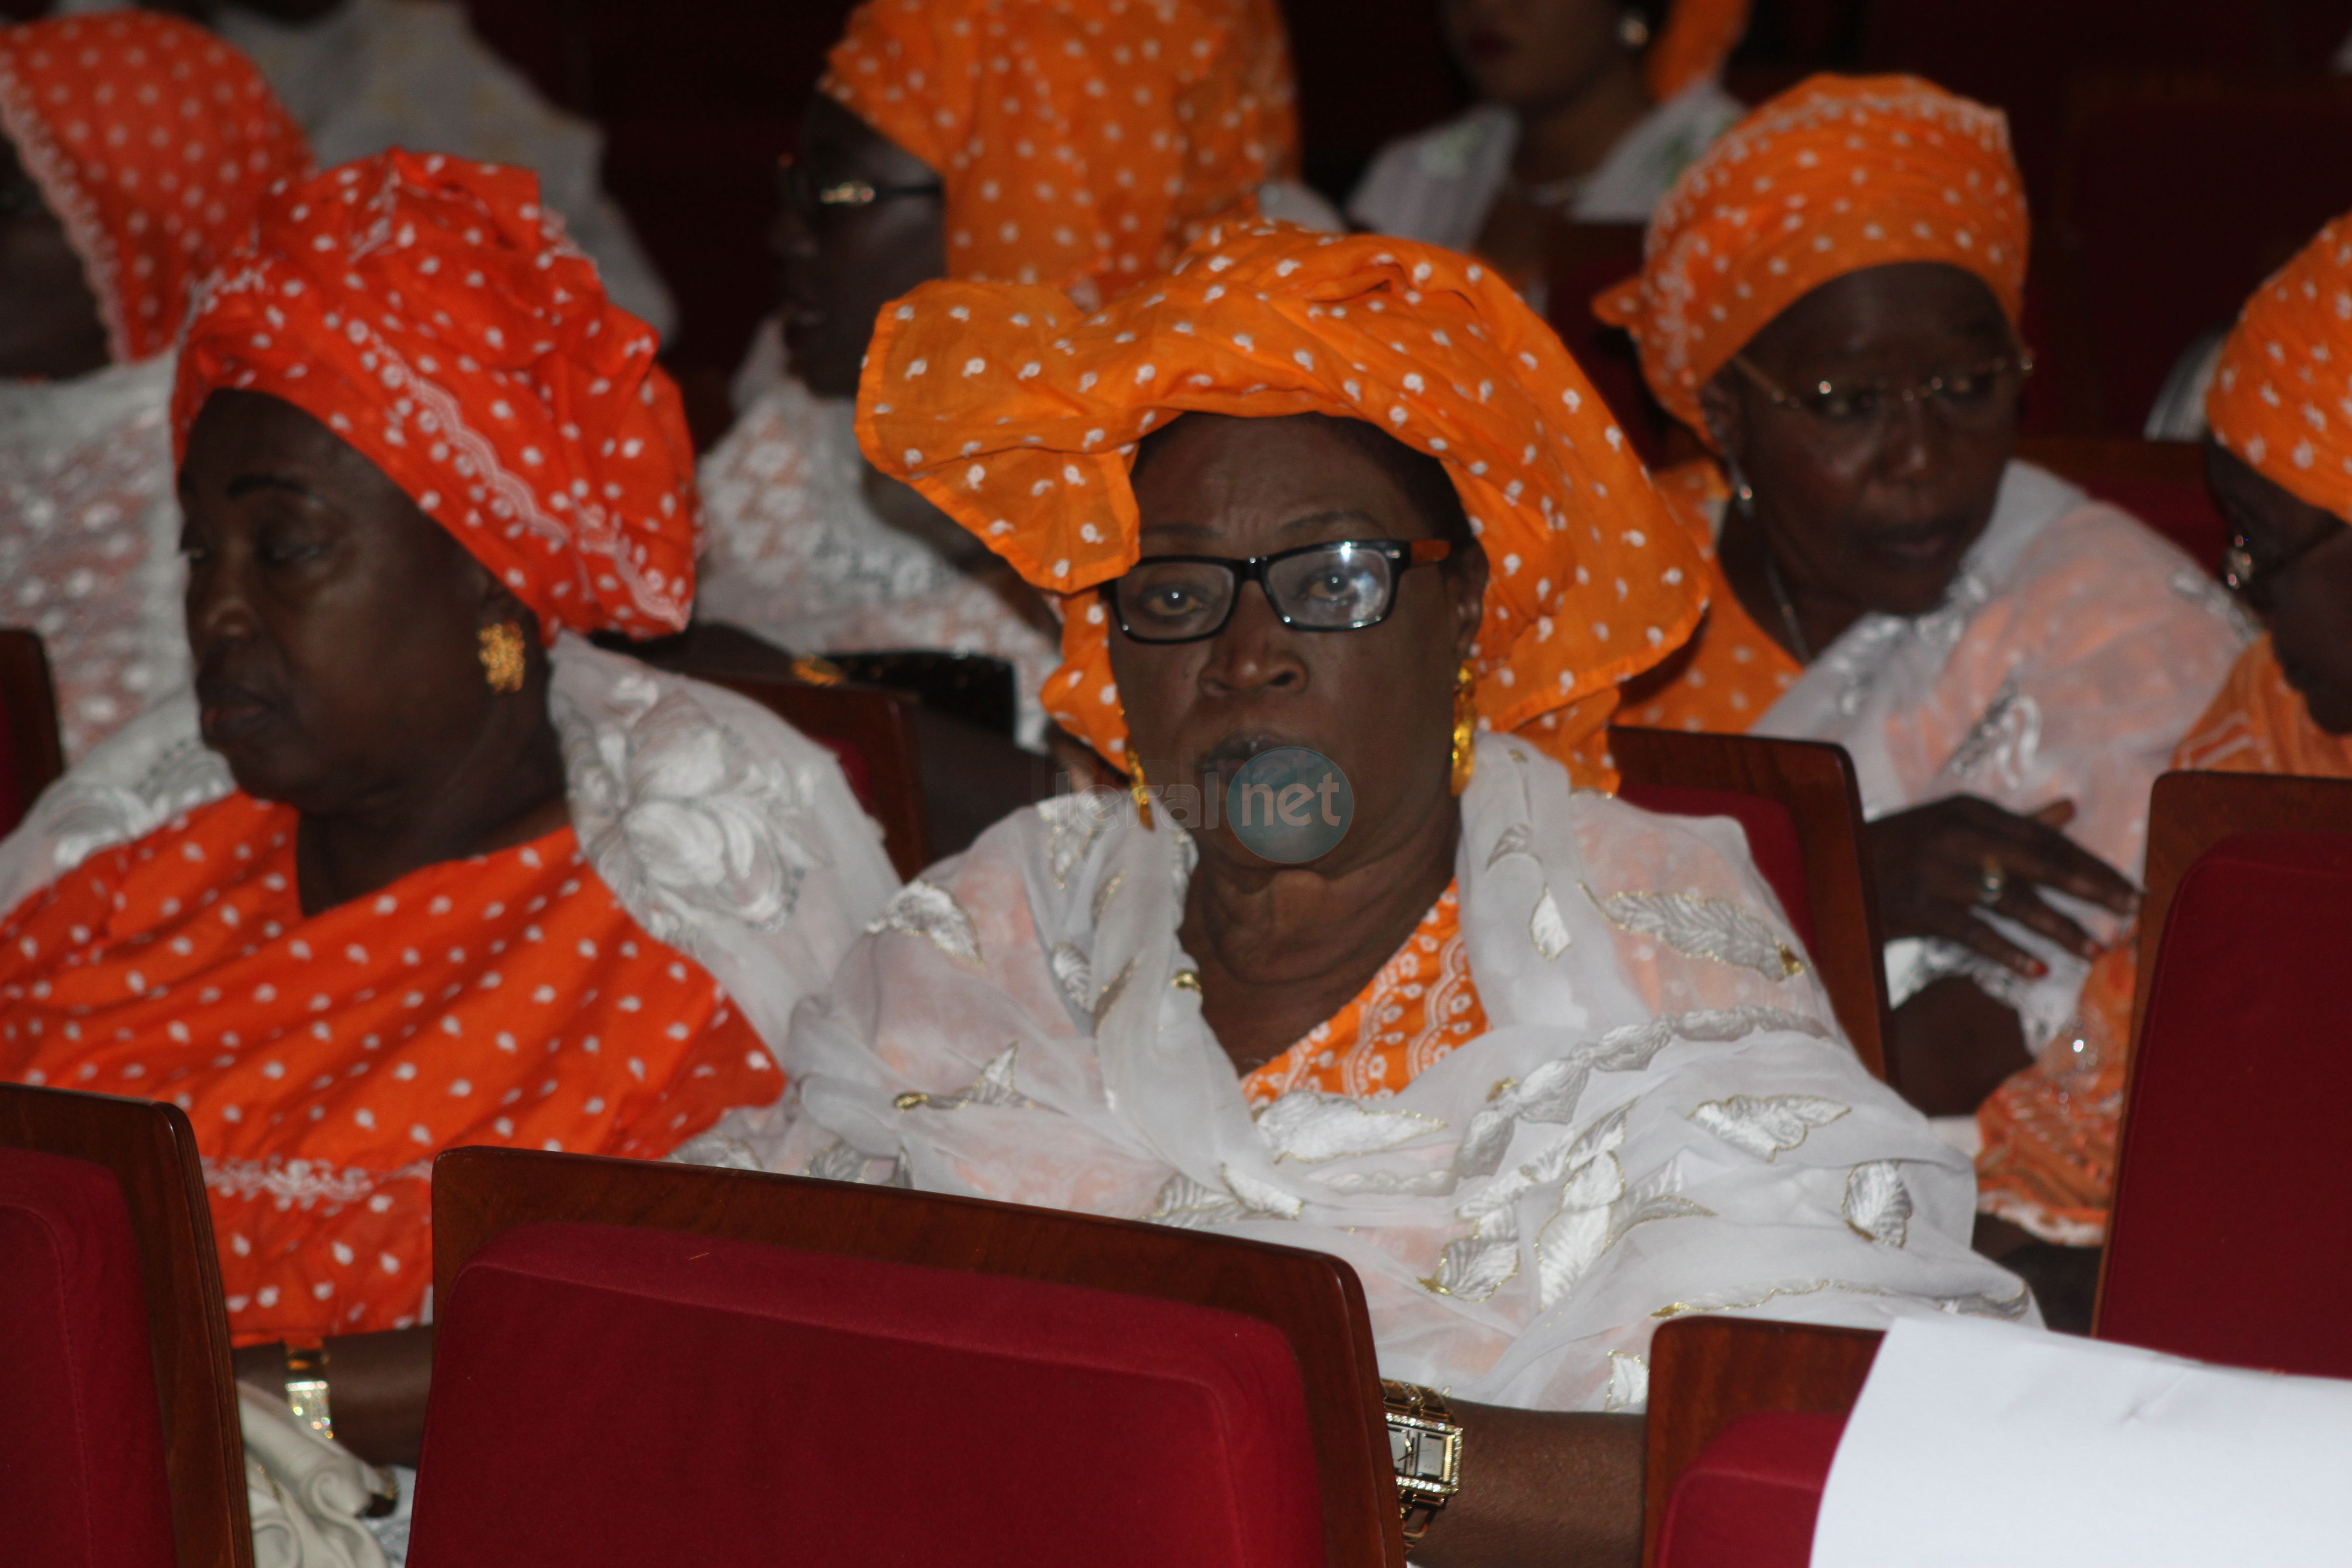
top-left (172, 150), bottom-right (696, 642)
top-left (0, 795), bottom-right (775, 1341)
top-left (2207, 209), bottom-right (2352, 525)
top-left (1595, 73), bottom-right (2027, 436)
top-left (0, 12), bottom-right (310, 363)
top-left (1643, 0), bottom-right (1750, 104)
top-left (822, 0), bottom-right (1298, 298)
top-left (857, 221), bottom-right (1706, 782)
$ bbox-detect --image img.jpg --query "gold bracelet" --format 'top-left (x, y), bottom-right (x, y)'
top-left (284, 1337), bottom-right (334, 1444)
top-left (1381, 1379), bottom-right (1464, 1547)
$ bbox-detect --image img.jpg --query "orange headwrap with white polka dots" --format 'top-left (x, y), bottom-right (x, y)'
top-left (822, 0), bottom-right (1298, 301)
top-left (0, 11), bottom-right (310, 363)
top-left (1644, 0), bottom-right (1750, 104)
top-left (858, 222), bottom-right (1706, 784)
top-left (1595, 73), bottom-right (2028, 437)
top-left (172, 150), bottom-right (696, 642)
top-left (2207, 207), bottom-right (2352, 524)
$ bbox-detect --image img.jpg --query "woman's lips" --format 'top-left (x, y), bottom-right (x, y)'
top-left (197, 686), bottom-right (272, 742)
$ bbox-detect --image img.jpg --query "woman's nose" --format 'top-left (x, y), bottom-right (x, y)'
top-left (1200, 583), bottom-right (1305, 695)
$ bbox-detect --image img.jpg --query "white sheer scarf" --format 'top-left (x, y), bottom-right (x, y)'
top-left (1754, 460), bottom-right (2248, 1049)
top-left (724, 734), bottom-right (2031, 1413)
top-left (0, 353), bottom-right (189, 760)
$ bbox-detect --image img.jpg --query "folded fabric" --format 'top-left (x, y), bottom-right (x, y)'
top-left (1812, 1315), bottom-right (2352, 1567)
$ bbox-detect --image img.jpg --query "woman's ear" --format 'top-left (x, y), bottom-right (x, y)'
top-left (1448, 541), bottom-right (1489, 662)
top-left (1696, 371), bottom-right (1746, 462)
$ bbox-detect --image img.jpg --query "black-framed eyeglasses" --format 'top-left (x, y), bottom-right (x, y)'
top-left (776, 153), bottom-right (942, 224)
top-left (1104, 539), bottom-right (1453, 644)
top-left (2223, 517), bottom-right (2345, 611)
top-left (1731, 347), bottom-right (2033, 434)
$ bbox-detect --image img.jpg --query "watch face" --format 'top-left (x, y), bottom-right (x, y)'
top-left (1388, 1411), bottom-right (1464, 1496)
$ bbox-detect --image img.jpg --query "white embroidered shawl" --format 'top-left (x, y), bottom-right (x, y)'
top-left (731, 734), bottom-right (2032, 1413)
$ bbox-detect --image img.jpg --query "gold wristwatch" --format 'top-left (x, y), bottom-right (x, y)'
top-left (1381, 1379), bottom-right (1464, 1546)
top-left (284, 1338), bottom-right (334, 1443)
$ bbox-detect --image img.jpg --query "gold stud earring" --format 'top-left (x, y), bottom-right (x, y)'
top-left (478, 621), bottom-right (526, 694)
top-left (1449, 660), bottom-right (1477, 796)
top-left (1128, 751), bottom-right (1155, 829)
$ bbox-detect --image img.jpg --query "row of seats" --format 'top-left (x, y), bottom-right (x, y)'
top-left (5, 762), bottom-right (2344, 1563)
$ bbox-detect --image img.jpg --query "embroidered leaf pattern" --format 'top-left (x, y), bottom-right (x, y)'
top-left (1688, 1094), bottom-right (1851, 1161)
top-left (1583, 883), bottom-right (1804, 980)
top-left (1844, 1160), bottom-right (1912, 1247)
top-left (1257, 1090), bottom-right (1444, 1163)
top-left (865, 878), bottom-right (982, 964)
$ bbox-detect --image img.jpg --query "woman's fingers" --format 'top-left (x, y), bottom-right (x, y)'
top-left (1989, 817), bottom-right (2141, 914)
top-left (1925, 899), bottom-right (2050, 977)
top-left (1986, 882), bottom-right (2102, 961)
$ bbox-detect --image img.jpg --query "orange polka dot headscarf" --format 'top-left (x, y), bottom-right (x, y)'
top-left (0, 12), bottom-right (311, 363)
top-left (1595, 73), bottom-right (2028, 437)
top-left (822, 0), bottom-right (1299, 302)
top-left (172, 151), bottom-right (696, 642)
top-left (2207, 208), bottom-right (2352, 524)
top-left (857, 222), bottom-right (1707, 782)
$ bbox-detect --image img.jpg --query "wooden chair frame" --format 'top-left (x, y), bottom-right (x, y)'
top-left (0, 1084), bottom-right (250, 1568)
top-left (1640, 1316), bottom-right (1883, 1568)
top-left (1611, 727), bottom-right (1895, 1082)
top-left (431, 1146), bottom-right (1403, 1566)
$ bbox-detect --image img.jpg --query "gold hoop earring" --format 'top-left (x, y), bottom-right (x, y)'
top-left (1449, 661), bottom-right (1477, 796)
top-left (1128, 752), bottom-right (1155, 829)
top-left (478, 622), bottom-right (526, 694)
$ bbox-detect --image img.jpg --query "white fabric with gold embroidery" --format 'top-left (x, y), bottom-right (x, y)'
top-left (722, 733), bottom-right (2032, 1412)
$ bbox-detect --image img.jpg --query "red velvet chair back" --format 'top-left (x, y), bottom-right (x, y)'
top-left (2096, 831), bottom-right (2352, 1377)
top-left (0, 1145), bottom-right (178, 1568)
top-left (0, 1084), bottom-right (251, 1568)
top-left (0, 629), bottom-right (67, 838)
top-left (413, 1221), bottom-right (1328, 1567)
top-left (1641, 1316), bottom-right (1882, 1568)
top-left (1612, 727), bottom-right (1894, 1082)
top-left (422, 1147), bottom-right (1403, 1566)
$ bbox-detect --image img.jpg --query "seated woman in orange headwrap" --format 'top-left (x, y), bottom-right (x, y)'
top-left (0, 12), bottom-right (310, 759)
top-left (696, 0), bottom-right (1326, 756)
top-left (0, 151), bottom-right (895, 1528)
top-left (1595, 75), bottom-right (2247, 1124)
top-left (732, 223), bottom-right (2031, 1563)
top-left (1975, 206), bottom-right (2352, 1262)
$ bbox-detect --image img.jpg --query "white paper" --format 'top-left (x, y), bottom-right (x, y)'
top-left (1811, 1315), bottom-right (2352, 1568)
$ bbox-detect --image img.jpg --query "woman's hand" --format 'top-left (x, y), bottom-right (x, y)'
top-left (1867, 796), bottom-right (2139, 976)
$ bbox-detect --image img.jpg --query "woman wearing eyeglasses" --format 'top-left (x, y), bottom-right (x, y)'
top-left (1596, 76), bottom-right (2246, 1156)
top-left (1977, 207), bottom-right (2352, 1268)
top-left (725, 223), bottom-right (2032, 1566)
top-left (692, 0), bottom-right (1327, 759)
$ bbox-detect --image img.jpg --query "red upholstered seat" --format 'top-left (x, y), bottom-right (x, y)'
top-left (2098, 831), bottom-right (2352, 1379)
top-left (1654, 1410), bottom-right (1843, 1568)
top-left (0, 1146), bottom-right (177, 1568)
top-left (1618, 783), bottom-right (1815, 952)
top-left (408, 1220), bottom-right (1327, 1568)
